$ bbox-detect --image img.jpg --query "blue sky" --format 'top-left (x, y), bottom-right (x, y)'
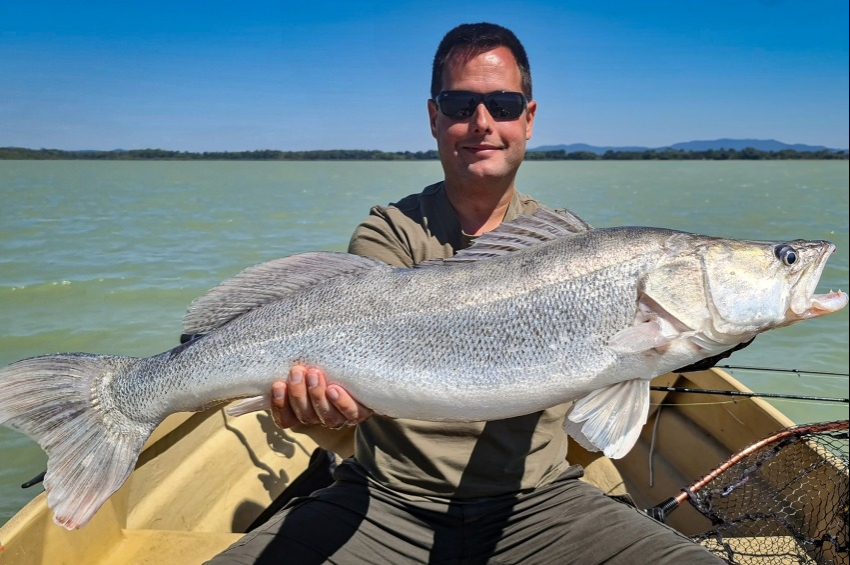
top-left (1, 1), bottom-right (847, 152)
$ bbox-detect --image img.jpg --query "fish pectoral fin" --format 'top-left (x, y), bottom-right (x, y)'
top-left (563, 379), bottom-right (649, 459)
top-left (607, 320), bottom-right (677, 354)
top-left (226, 394), bottom-right (271, 417)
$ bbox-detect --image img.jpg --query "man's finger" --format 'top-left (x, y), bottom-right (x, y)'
top-left (308, 369), bottom-right (348, 428)
top-left (269, 382), bottom-right (300, 428)
top-left (328, 385), bottom-right (373, 423)
top-left (287, 365), bottom-right (321, 424)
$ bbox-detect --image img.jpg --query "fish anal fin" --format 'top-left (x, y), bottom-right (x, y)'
top-left (563, 379), bottom-right (649, 459)
top-left (226, 394), bottom-right (270, 417)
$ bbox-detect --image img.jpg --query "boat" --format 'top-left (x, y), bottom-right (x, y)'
top-left (0, 367), bottom-right (846, 564)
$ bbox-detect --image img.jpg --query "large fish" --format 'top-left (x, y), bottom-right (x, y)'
top-left (0, 209), bottom-right (846, 530)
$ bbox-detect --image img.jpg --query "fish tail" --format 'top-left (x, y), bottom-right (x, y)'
top-left (0, 353), bottom-right (156, 529)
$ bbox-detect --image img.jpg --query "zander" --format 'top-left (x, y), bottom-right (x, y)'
top-left (1, 209), bottom-right (846, 529)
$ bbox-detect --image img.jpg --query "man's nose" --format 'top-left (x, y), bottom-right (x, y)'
top-left (471, 103), bottom-right (493, 132)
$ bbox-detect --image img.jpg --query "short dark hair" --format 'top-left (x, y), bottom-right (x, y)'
top-left (430, 23), bottom-right (532, 100)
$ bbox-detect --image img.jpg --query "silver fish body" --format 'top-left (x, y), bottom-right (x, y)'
top-left (1, 209), bottom-right (846, 529)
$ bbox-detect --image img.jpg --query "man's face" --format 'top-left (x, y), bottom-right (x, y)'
top-left (428, 46), bottom-right (537, 187)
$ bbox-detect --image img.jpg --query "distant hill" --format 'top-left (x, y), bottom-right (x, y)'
top-left (531, 139), bottom-right (848, 155)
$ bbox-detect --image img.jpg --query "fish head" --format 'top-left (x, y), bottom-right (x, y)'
top-left (706, 238), bottom-right (846, 329)
top-left (643, 234), bottom-right (847, 345)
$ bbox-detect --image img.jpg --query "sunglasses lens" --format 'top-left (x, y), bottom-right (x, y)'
top-left (437, 93), bottom-right (479, 118)
top-left (436, 91), bottom-right (526, 119)
top-left (486, 93), bottom-right (526, 119)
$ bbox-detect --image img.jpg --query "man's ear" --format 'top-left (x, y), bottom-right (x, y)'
top-left (525, 99), bottom-right (537, 140)
top-left (428, 99), bottom-right (440, 139)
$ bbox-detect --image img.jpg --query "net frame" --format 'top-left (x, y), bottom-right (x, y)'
top-left (649, 420), bottom-right (848, 565)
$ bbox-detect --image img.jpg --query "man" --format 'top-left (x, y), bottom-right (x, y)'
top-left (208, 22), bottom-right (725, 564)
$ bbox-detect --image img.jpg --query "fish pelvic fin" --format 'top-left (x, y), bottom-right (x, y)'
top-left (563, 379), bottom-right (649, 459)
top-left (0, 353), bottom-right (155, 530)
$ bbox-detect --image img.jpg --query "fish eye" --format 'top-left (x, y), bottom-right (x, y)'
top-left (774, 244), bottom-right (798, 266)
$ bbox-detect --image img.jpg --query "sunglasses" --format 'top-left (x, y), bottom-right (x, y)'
top-left (433, 90), bottom-right (528, 120)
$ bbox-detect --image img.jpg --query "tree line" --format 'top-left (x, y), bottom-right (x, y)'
top-left (0, 147), bottom-right (846, 161)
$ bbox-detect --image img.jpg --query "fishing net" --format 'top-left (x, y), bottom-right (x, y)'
top-left (650, 420), bottom-right (849, 565)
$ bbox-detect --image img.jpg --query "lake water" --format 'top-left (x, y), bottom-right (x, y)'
top-left (1, 160), bottom-right (848, 523)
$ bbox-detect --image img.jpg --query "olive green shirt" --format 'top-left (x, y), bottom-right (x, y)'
top-left (347, 181), bottom-right (574, 499)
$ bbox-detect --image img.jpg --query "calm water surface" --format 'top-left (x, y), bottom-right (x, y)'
top-left (1, 160), bottom-right (847, 523)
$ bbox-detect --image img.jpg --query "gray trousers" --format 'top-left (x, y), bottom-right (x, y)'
top-left (206, 461), bottom-right (725, 565)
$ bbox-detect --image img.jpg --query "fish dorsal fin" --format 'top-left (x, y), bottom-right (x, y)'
top-left (418, 207), bottom-right (592, 266)
top-left (182, 252), bottom-right (386, 336)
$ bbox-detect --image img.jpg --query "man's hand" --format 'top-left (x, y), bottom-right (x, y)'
top-left (270, 365), bottom-right (373, 429)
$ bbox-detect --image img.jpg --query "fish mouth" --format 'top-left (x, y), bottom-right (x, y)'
top-left (787, 241), bottom-right (848, 322)
top-left (799, 290), bottom-right (848, 319)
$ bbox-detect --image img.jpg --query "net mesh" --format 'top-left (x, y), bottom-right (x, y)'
top-left (685, 420), bottom-right (848, 565)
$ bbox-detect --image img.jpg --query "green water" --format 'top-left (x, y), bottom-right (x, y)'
top-left (1, 160), bottom-right (847, 523)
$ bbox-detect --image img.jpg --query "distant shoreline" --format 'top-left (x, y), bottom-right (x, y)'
top-left (1, 147), bottom-right (847, 161)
